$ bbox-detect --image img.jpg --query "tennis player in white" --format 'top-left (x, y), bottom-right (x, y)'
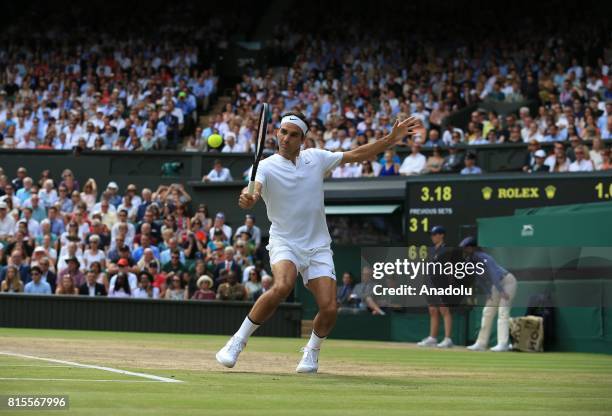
top-left (216, 111), bottom-right (422, 373)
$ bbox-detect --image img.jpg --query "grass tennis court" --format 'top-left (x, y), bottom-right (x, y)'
top-left (0, 327), bottom-right (611, 415)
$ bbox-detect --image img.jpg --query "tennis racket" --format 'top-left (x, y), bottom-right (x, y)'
top-left (247, 102), bottom-right (269, 195)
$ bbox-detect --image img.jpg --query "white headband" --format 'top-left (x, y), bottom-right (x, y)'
top-left (281, 115), bottom-right (308, 135)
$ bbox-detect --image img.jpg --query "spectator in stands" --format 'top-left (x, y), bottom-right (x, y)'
top-left (82, 235), bottom-right (106, 270)
top-left (79, 270), bottom-right (107, 297)
top-left (601, 115), bottom-right (612, 140)
top-left (423, 129), bottom-right (442, 148)
top-left (38, 257), bottom-right (57, 293)
top-left (244, 268), bottom-right (262, 300)
top-left (56, 186), bottom-right (73, 214)
top-left (214, 246), bottom-right (242, 280)
top-left (216, 270), bottom-right (247, 301)
top-left (0, 201), bottom-right (15, 241)
top-left (1, 265), bottom-right (24, 293)
top-left (567, 135), bottom-right (582, 161)
top-left (38, 179), bottom-right (58, 209)
top-left (60, 170), bottom-right (79, 194)
top-left (133, 271), bottom-right (160, 299)
top-left (162, 250), bottom-right (187, 275)
top-left (105, 182), bottom-right (122, 207)
top-left (164, 272), bottom-right (188, 300)
top-left (25, 195), bottom-right (46, 223)
top-left (241, 259), bottom-right (270, 284)
top-left (590, 138), bottom-right (605, 170)
top-left (360, 161), bottom-right (376, 177)
top-left (252, 274), bottom-right (272, 301)
top-left (233, 214), bottom-right (261, 247)
top-left (423, 146), bottom-right (444, 174)
top-left (55, 275), bottom-right (79, 295)
top-left (24, 266), bottom-right (51, 295)
top-left (336, 272), bottom-right (355, 308)
top-left (16, 177), bottom-right (33, 204)
top-left (133, 234), bottom-right (160, 263)
top-left (160, 238), bottom-right (185, 265)
top-left (136, 189), bottom-right (154, 222)
top-left (523, 140), bottom-right (541, 172)
top-left (57, 257), bottom-right (85, 288)
top-left (548, 146), bottom-right (571, 173)
top-left (2, 250), bottom-right (30, 283)
top-left (221, 133), bottom-right (245, 153)
top-left (1, 184), bottom-right (20, 209)
top-left (528, 150), bottom-right (550, 173)
top-left (111, 210), bottom-right (135, 247)
top-left (209, 212), bottom-right (232, 242)
top-left (203, 159), bottom-right (233, 182)
top-left (181, 271), bottom-right (197, 298)
top-left (109, 258), bottom-right (137, 290)
top-left (108, 272), bottom-right (132, 298)
top-left (460, 152), bottom-right (483, 174)
top-left (80, 179), bottom-right (97, 212)
top-left (89, 261), bottom-right (108, 292)
top-left (12, 167), bottom-right (27, 190)
top-left (352, 266), bottom-right (385, 315)
top-left (569, 145), bottom-right (595, 172)
top-left (192, 274), bottom-right (216, 300)
top-left (379, 150), bottom-right (401, 176)
top-left (400, 143), bottom-right (426, 175)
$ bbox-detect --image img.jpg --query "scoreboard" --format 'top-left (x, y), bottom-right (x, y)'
top-left (405, 172), bottom-right (612, 248)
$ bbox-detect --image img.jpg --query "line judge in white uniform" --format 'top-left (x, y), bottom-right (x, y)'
top-left (216, 111), bottom-right (422, 373)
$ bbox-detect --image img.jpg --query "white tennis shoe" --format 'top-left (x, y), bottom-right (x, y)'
top-left (490, 343), bottom-right (510, 352)
top-left (417, 336), bottom-right (438, 347)
top-left (467, 342), bottom-right (487, 352)
top-left (296, 347), bottom-right (319, 373)
top-left (437, 337), bottom-right (454, 348)
top-left (216, 336), bottom-right (246, 368)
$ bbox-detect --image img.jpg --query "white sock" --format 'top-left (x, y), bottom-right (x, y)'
top-left (306, 331), bottom-right (326, 350)
top-left (234, 316), bottom-right (260, 341)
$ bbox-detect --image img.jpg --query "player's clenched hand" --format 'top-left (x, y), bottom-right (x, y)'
top-left (239, 187), bottom-right (260, 209)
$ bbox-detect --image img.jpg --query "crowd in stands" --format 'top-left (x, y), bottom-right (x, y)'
top-left (0, 2), bottom-right (237, 151)
top-left (203, 2), bottom-right (611, 176)
top-left (1, 3), bottom-right (610, 177)
top-left (0, 166), bottom-right (273, 300)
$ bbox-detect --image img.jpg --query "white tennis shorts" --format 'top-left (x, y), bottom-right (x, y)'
top-left (267, 241), bottom-right (336, 286)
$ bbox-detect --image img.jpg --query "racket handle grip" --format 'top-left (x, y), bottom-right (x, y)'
top-left (247, 181), bottom-right (255, 195)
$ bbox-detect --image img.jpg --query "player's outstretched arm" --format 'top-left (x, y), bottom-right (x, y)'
top-left (238, 182), bottom-right (262, 209)
top-left (341, 116), bottom-right (424, 164)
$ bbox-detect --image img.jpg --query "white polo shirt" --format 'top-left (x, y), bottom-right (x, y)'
top-left (255, 148), bottom-right (343, 250)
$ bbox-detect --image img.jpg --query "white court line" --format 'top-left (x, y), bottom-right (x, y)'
top-left (0, 352), bottom-right (183, 383)
top-left (0, 364), bottom-right (74, 368)
top-left (0, 377), bottom-right (160, 383)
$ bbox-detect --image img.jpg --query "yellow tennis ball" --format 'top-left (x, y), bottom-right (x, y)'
top-left (208, 134), bottom-right (223, 148)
